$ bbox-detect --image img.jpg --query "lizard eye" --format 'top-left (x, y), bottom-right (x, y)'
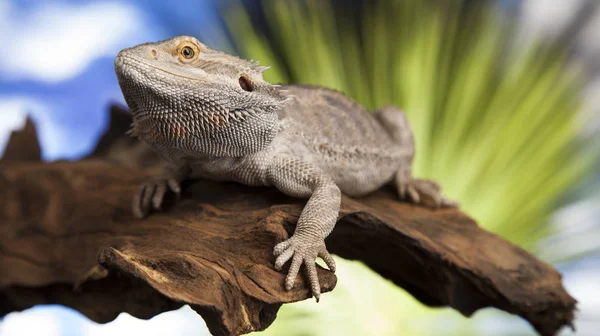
top-left (181, 46), bottom-right (195, 59)
top-left (239, 75), bottom-right (253, 92)
top-left (177, 42), bottom-right (199, 62)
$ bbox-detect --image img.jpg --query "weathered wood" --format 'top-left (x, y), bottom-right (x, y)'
top-left (1, 117), bottom-right (41, 162)
top-left (0, 106), bottom-right (576, 336)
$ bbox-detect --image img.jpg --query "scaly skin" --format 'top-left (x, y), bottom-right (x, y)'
top-left (114, 36), bottom-right (456, 301)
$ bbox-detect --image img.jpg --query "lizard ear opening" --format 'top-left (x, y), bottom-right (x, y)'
top-left (239, 75), bottom-right (253, 92)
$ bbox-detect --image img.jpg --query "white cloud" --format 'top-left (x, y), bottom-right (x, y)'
top-left (80, 306), bottom-right (210, 336)
top-left (0, 1), bottom-right (146, 83)
top-left (0, 307), bottom-right (62, 336)
top-left (535, 198), bottom-right (600, 262)
top-left (517, 0), bottom-right (584, 42)
top-left (0, 96), bottom-right (72, 160)
top-left (0, 304), bottom-right (210, 336)
top-left (0, 98), bottom-right (45, 157)
top-left (565, 267), bottom-right (600, 319)
top-left (0, 105), bottom-right (28, 157)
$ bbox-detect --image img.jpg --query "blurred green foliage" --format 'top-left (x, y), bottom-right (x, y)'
top-left (215, 0), bottom-right (597, 335)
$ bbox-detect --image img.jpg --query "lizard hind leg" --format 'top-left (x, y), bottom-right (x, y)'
top-left (374, 106), bottom-right (458, 209)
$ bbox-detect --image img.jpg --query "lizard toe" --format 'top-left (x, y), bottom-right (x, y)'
top-left (167, 178), bottom-right (181, 195)
top-left (305, 258), bottom-right (321, 302)
top-left (141, 182), bottom-right (156, 215)
top-left (152, 181), bottom-right (168, 209)
top-left (318, 248), bottom-right (336, 272)
top-left (285, 253), bottom-right (303, 291)
top-left (399, 183), bottom-right (407, 199)
top-left (273, 239), bottom-right (292, 256)
top-left (441, 196), bottom-right (459, 208)
top-left (407, 185), bottom-right (420, 203)
top-left (274, 247), bottom-right (294, 270)
top-left (132, 183), bottom-right (152, 219)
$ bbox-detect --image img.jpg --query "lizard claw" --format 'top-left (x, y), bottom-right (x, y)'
top-left (273, 236), bottom-right (334, 302)
top-left (401, 179), bottom-right (457, 208)
top-left (132, 176), bottom-right (181, 218)
top-left (396, 170), bottom-right (457, 209)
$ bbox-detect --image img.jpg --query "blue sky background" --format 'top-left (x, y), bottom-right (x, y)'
top-left (0, 0), bottom-right (228, 161)
top-left (0, 0), bottom-right (599, 335)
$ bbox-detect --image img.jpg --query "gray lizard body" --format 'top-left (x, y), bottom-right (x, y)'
top-left (114, 36), bottom-right (455, 301)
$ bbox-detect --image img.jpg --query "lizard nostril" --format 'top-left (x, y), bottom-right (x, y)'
top-left (151, 49), bottom-right (158, 59)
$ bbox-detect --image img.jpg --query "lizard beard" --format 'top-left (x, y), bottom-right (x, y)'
top-left (116, 57), bottom-right (281, 158)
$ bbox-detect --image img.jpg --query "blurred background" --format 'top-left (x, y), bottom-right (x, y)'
top-left (0, 0), bottom-right (599, 335)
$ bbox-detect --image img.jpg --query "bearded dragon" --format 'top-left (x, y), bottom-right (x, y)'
top-left (114, 36), bottom-right (456, 301)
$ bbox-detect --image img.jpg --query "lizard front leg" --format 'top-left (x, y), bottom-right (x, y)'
top-left (132, 162), bottom-right (190, 218)
top-left (267, 155), bottom-right (339, 301)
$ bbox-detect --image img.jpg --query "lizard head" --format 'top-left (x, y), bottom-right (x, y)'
top-left (114, 36), bottom-right (289, 157)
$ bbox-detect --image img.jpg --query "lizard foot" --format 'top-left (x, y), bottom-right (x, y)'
top-left (132, 176), bottom-right (181, 218)
top-left (396, 172), bottom-right (457, 209)
top-left (273, 236), bottom-right (336, 302)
